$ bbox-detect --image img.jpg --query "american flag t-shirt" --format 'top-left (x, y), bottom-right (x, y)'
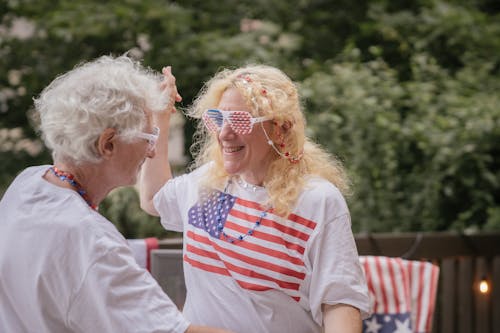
top-left (185, 189), bottom-right (317, 302)
top-left (188, 190), bottom-right (236, 239)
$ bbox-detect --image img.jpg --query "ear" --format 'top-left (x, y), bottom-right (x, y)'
top-left (273, 120), bottom-right (292, 133)
top-left (96, 128), bottom-right (117, 159)
top-left (281, 120), bottom-right (292, 132)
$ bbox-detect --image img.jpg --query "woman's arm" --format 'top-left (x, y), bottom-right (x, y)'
top-left (139, 66), bottom-right (180, 216)
top-left (185, 325), bottom-right (233, 333)
top-left (323, 303), bottom-right (362, 333)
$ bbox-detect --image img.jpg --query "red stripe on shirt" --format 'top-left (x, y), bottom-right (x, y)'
top-left (183, 254), bottom-right (230, 276)
top-left (190, 218), bottom-right (306, 255)
top-left (185, 232), bottom-right (302, 291)
top-left (222, 259), bottom-right (300, 290)
top-left (236, 280), bottom-right (273, 291)
top-left (186, 230), bottom-right (305, 282)
top-left (234, 197), bottom-right (267, 210)
top-left (187, 239), bottom-right (302, 290)
top-left (287, 213), bottom-right (317, 230)
top-left (223, 221), bottom-right (305, 265)
top-left (229, 209), bottom-right (311, 242)
top-left (186, 243), bottom-right (220, 261)
top-left (209, 237), bottom-right (306, 280)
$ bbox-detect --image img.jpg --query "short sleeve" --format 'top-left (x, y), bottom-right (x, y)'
top-left (67, 244), bottom-right (190, 333)
top-left (307, 209), bottom-right (370, 324)
top-left (153, 177), bottom-right (186, 232)
top-left (154, 164), bottom-right (212, 232)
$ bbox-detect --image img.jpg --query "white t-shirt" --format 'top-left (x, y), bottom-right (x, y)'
top-left (0, 166), bottom-right (190, 333)
top-left (154, 164), bottom-right (370, 333)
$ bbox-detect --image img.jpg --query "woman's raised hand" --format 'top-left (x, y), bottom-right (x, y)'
top-left (160, 66), bottom-right (182, 114)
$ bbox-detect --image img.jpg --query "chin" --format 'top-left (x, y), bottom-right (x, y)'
top-left (223, 163), bottom-right (243, 176)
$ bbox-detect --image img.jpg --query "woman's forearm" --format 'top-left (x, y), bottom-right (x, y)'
top-left (323, 303), bottom-right (362, 333)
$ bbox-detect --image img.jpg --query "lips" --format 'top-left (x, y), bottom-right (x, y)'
top-left (223, 146), bottom-right (244, 153)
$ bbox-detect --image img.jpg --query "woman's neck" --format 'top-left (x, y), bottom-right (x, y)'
top-left (45, 161), bottom-right (111, 207)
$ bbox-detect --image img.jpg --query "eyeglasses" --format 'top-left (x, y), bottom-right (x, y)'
top-left (135, 126), bottom-right (160, 152)
top-left (202, 109), bottom-right (272, 135)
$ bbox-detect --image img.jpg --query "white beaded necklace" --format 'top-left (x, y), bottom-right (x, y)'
top-left (235, 176), bottom-right (262, 192)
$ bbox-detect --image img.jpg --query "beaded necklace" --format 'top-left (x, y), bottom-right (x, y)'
top-left (236, 176), bottom-right (260, 192)
top-left (214, 179), bottom-right (269, 243)
top-left (49, 166), bottom-right (98, 211)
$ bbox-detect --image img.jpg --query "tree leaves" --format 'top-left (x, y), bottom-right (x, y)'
top-left (1, 0), bottom-right (499, 235)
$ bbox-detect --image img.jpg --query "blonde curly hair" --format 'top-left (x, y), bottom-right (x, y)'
top-left (187, 64), bottom-right (350, 216)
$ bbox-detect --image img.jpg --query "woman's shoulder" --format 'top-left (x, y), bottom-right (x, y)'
top-left (297, 176), bottom-right (349, 214)
top-left (304, 176), bottom-right (344, 198)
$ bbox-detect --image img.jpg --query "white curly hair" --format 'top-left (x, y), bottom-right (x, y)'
top-left (34, 55), bottom-right (168, 164)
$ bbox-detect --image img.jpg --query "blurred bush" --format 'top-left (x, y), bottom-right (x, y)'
top-left (1, 0), bottom-right (499, 236)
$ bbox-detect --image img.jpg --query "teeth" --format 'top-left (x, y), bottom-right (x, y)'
top-left (224, 146), bottom-right (242, 153)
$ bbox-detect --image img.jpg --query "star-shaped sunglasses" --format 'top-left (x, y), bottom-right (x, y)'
top-left (202, 109), bottom-right (272, 135)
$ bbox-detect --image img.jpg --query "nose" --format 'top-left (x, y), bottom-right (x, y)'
top-left (146, 145), bottom-right (156, 159)
top-left (218, 120), bottom-right (235, 140)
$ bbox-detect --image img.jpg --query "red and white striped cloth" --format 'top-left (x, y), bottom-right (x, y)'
top-left (127, 237), bottom-right (159, 272)
top-left (185, 192), bottom-right (316, 303)
top-left (360, 256), bottom-right (439, 333)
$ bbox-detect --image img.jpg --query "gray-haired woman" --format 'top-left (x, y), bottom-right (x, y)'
top-left (0, 55), bottom-right (231, 333)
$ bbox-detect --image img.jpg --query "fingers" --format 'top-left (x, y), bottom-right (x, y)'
top-left (160, 66), bottom-right (175, 90)
top-left (160, 66), bottom-right (182, 113)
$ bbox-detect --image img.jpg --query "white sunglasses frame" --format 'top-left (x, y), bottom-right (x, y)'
top-left (135, 126), bottom-right (160, 149)
top-left (203, 109), bottom-right (272, 134)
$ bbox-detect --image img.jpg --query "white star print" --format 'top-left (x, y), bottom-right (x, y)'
top-left (364, 316), bottom-right (382, 333)
top-left (393, 318), bottom-right (412, 333)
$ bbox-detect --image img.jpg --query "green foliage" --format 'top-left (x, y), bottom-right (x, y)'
top-left (302, 52), bottom-right (407, 232)
top-left (1, 0), bottom-right (499, 236)
top-left (356, 1), bottom-right (500, 76)
top-left (303, 50), bottom-right (500, 232)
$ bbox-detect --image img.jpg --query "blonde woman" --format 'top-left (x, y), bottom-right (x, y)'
top-left (141, 65), bottom-right (369, 333)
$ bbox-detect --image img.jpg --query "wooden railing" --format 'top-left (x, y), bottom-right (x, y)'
top-left (157, 232), bottom-right (500, 333)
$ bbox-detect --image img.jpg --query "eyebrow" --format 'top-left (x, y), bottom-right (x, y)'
top-left (216, 106), bottom-right (252, 111)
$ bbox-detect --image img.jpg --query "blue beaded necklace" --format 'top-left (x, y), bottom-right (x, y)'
top-left (215, 179), bottom-right (269, 243)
